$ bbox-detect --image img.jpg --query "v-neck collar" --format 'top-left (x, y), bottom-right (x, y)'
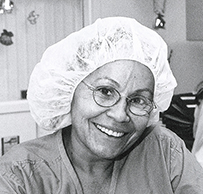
top-left (57, 128), bottom-right (125, 194)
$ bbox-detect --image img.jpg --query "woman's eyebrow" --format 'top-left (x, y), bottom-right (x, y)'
top-left (94, 76), bottom-right (120, 87)
top-left (132, 89), bottom-right (154, 97)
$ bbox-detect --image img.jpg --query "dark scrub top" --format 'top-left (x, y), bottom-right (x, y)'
top-left (0, 124), bottom-right (203, 194)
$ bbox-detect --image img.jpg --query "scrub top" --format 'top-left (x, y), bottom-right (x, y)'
top-left (0, 124), bottom-right (203, 194)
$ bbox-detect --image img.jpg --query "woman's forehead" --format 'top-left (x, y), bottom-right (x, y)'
top-left (85, 60), bottom-right (154, 85)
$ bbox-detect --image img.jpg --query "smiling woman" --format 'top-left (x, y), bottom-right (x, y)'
top-left (0, 17), bottom-right (203, 194)
top-left (70, 60), bottom-right (154, 160)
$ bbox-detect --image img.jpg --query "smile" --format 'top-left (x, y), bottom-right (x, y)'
top-left (95, 124), bottom-right (125, 137)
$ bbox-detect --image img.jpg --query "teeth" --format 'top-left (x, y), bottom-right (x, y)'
top-left (96, 124), bottom-right (124, 137)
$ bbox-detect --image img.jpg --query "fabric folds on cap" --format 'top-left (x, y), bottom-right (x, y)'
top-left (27, 17), bottom-right (177, 131)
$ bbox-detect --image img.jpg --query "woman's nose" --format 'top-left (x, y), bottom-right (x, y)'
top-left (106, 98), bottom-right (130, 123)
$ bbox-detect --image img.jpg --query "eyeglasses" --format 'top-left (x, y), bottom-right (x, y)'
top-left (82, 81), bottom-right (156, 116)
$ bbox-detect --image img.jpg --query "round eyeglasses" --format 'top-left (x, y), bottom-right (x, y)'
top-left (82, 81), bottom-right (156, 116)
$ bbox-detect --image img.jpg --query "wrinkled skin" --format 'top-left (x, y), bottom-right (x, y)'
top-left (70, 60), bottom-right (155, 161)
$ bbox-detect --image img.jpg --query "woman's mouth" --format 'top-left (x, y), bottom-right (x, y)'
top-left (95, 124), bottom-right (125, 138)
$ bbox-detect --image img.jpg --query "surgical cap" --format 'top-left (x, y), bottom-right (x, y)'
top-left (27, 17), bottom-right (177, 131)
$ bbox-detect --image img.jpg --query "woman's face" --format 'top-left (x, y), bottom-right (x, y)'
top-left (71, 60), bottom-right (155, 159)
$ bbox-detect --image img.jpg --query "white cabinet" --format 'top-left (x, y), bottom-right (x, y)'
top-left (0, 100), bottom-right (37, 155)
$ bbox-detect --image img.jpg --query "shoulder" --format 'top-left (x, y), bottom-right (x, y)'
top-left (125, 123), bottom-right (186, 166)
top-left (138, 124), bottom-right (189, 169)
top-left (0, 130), bottom-right (61, 174)
top-left (146, 123), bottom-right (185, 150)
top-left (0, 130), bottom-right (64, 192)
top-left (123, 124), bottom-right (203, 193)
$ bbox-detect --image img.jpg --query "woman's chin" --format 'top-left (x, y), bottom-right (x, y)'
top-left (88, 144), bottom-right (125, 160)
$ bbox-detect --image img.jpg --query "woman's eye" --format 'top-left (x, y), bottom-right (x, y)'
top-left (97, 87), bottom-right (113, 96)
top-left (130, 96), bottom-right (147, 105)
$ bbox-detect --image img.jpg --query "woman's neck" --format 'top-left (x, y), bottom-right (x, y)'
top-left (62, 127), bottom-right (114, 193)
top-left (62, 127), bottom-right (114, 174)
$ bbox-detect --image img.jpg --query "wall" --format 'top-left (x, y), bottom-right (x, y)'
top-left (0, 0), bottom-right (83, 102)
top-left (84, 0), bottom-right (154, 28)
top-left (1, 0), bottom-right (202, 99)
top-left (0, 100), bottom-right (36, 155)
top-left (163, 0), bottom-right (203, 94)
top-left (83, 0), bottom-right (203, 94)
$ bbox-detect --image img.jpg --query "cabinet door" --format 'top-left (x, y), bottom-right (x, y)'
top-left (0, 101), bottom-right (37, 155)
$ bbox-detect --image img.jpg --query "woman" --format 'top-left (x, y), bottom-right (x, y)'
top-left (0, 17), bottom-right (203, 193)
